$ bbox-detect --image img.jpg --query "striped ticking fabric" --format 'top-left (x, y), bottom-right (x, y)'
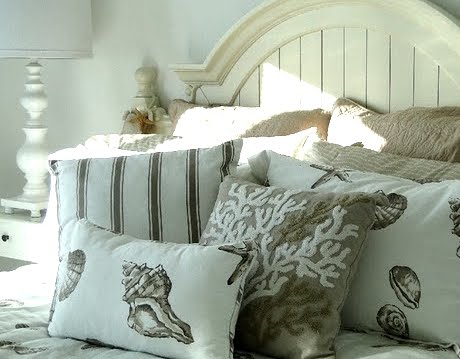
top-left (50, 140), bottom-right (242, 257)
top-left (311, 140), bottom-right (460, 183)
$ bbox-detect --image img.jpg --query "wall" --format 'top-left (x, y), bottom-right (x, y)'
top-left (0, 0), bottom-right (458, 199)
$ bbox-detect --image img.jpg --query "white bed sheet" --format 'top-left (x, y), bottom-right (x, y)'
top-left (0, 263), bottom-right (458, 359)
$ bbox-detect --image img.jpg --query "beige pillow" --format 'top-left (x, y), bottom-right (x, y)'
top-left (168, 99), bottom-right (330, 141)
top-left (311, 141), bottom-right (460, 183)
top-left (327, 98), bottom-right (460, 162)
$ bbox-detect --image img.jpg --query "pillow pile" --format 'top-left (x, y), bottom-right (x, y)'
top-left (48, 97), bottom-right (460, 358)
top-left (48, 137), bottom-right (383, 359)
top-left (252, 150), bottom-right (460, 352)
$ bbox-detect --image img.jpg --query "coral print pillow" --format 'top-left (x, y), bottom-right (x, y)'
top-left (255, 150), bottom-right (460, 354)
top-left (48, 220), bottom-right (255, 359)
top-left (201, 176), bottom-right (383, 359)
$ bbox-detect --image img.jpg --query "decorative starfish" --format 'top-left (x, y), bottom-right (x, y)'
top-left (309, 163), bottom-right (352, 189)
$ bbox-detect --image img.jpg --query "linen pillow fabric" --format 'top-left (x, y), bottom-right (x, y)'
top-left (168, 99), bottom-right (331, 142)
top-left (311, 141), bottom-right (460, 183)
top-left (200, 176), bottom-right (382, 359)
top-left (83, 130), bottom-right (318, 165)
top-left (48, 219), bottom-right (255, 359)
top-left (327, 98), bottom-right (460, 162)
top-left (49, 140), bottom-right (242, 258)
top-left (83, 133), bottom-right (177, 153)
top-left (257, 151), bottom-right (460, 353)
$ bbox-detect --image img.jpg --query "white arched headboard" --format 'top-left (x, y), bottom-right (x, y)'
top-left (170, 0), bottom-right (460, 113)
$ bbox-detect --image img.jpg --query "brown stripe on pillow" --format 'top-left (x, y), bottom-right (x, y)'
top-left (220, 141), bottom-right (235, 180)
top-left (76, 159), bottom-right (91, 219)
top-left (186, 149), bottom-right (201, 243)
top-left (54, 165), bottom-right (63, 255)
top-left (148, 153), bottom-right (163, 241)
top-left (110, 156), bottom-right (127, 233)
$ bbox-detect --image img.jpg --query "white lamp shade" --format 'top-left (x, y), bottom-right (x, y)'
top-left (0, 0), bottom-right (92, 58)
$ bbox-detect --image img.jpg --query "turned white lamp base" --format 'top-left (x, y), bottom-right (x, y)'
top-left (1, 60), bottom-right (49, 219)
top-left (1, 198), bottom-right (48, 219)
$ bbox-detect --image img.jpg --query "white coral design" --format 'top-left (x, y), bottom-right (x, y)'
top-left (202, 184), bottom-right (307, 245)
top-left (202, 183), bottom-right (359, 306)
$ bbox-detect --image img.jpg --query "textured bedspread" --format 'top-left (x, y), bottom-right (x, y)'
top-left (1, 263), bottom-right (458, 359)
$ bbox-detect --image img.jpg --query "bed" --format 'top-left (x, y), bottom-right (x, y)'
top-left (2, 0), bottom-right (460, 358)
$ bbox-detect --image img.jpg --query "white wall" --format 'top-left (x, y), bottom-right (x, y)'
top-left (0, 0), bottom-right (458, 199)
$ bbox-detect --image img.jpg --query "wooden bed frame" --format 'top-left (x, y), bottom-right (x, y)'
top-left (169, 0), bottom-right (460, 114)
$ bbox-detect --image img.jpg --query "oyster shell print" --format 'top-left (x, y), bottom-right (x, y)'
top-left (372, 191), bottom-right (407, 230)
top-left (377, 304), bottom-right (409, 338)
top-left (59, 249), bottom-right (86, 302)
top-left (218, 242), bottom-right (255, 285)
top-left (449, 198), bottom-right (460, 237)
top-left (122, 262), bottom-right (194, 344)
top-left (389, 266), bottom-right (421, 309)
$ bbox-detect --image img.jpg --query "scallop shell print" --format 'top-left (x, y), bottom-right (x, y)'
top-left (59, 249), bottom-right (86, 302)
top-left (372, 191), bottom-right (407, 230)
top-left (376, 304), bottom-right (409, 338)
top-left (389, 266), bottom-right (421, 309)
top-left (122, 262), bottom-right (194, 344)
top-left (449, 198), bottom-right (460, 237)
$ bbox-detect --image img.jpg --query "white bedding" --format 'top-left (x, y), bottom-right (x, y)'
top-left (1, 263), bottom-right (458, 359)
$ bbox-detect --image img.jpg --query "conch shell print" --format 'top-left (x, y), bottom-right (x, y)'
top-left (122, 262), bottom-right (194, 344)
top-left (376, 304), bottom-right (409, 338)
top-left (218, 241), bottom-right (255, 285)
top-left (449, 198), bottom-right (460, 237)
top-left (372, 191), bottom-right (407, 230)
top-left (389, 266), bottom-right (421, 309)
top-left (59, 249), bottom-right (86, 301)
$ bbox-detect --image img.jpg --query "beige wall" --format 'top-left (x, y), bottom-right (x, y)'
top-left (0, 0), bottom-right (457, 199)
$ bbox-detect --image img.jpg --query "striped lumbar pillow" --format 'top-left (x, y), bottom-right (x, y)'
top-left (50, 140), bottom-right (242, 258)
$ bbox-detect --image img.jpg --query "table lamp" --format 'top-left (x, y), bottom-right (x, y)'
top-left (0, 0), bottom-right (92, 218)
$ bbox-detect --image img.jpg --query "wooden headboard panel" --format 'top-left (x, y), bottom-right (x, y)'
top-left (170, 0), bottom-right (460, 113)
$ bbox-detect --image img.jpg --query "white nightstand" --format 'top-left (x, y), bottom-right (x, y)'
top-left (0, 209), bottom-right (56, 264)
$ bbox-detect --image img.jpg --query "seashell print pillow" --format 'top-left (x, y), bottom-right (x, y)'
top-left (48, 219), bottom-right (256, 359)
top-left (255, 150), bottom-right (460, 355)
top-left (200, 176), bottom-right (383, 359)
